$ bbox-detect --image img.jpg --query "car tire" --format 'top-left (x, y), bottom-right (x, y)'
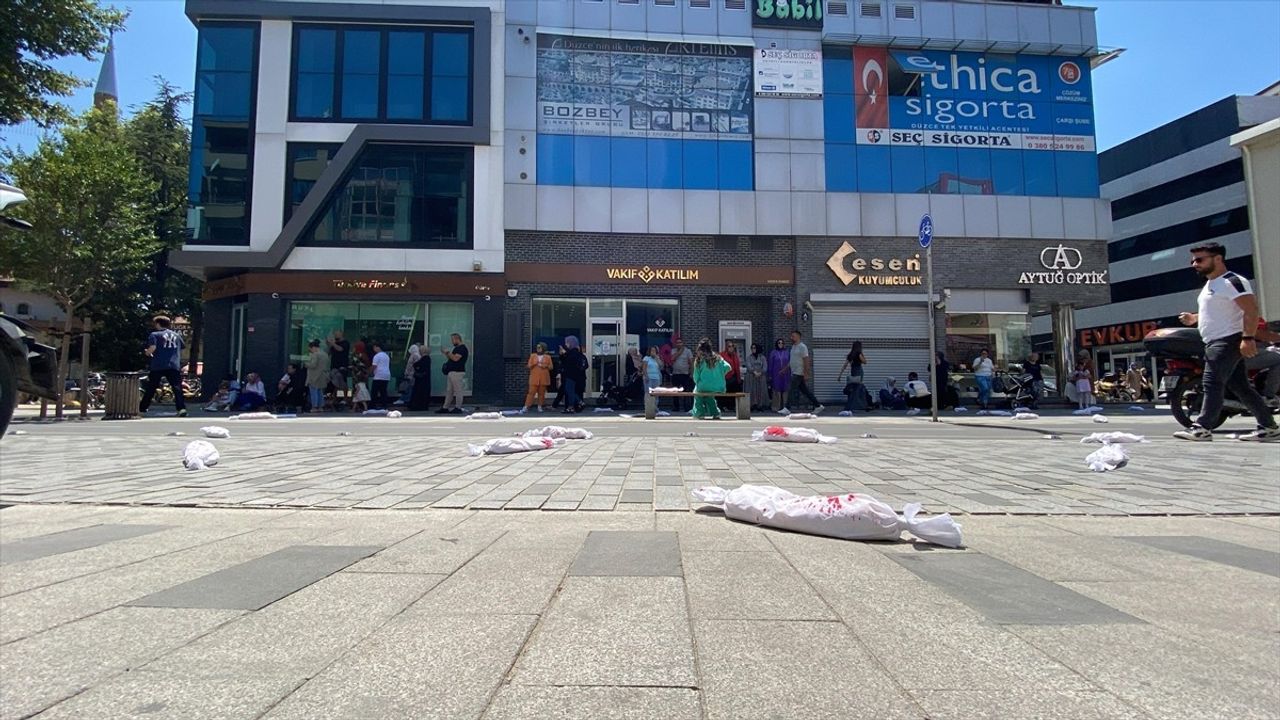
top-left (0, 352), bottom-right (16, 438)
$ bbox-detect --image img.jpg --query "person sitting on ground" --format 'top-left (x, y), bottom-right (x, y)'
top-left (276, 363), bottom-right (307, 413)
top-left (203, 381), bottom-right (232, 412)
top-left (879, 377), bottom-right (907, 411)
top-left (903, 371), bottom-right (932, 410)
top-left (235, 372), bottom-right (267, 411)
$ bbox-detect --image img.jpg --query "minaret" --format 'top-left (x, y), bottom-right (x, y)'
top-left (93, 36), bottom-right (118, 109)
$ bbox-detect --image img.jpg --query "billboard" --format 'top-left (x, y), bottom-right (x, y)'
top-left (536, 34), bottom-right (754, 141)
top-left (754, 47), bottom-right (823, 99)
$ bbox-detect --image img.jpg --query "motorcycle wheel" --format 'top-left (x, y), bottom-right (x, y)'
top-left (0, 353), bottom-right (16, 438)
top-left (1169, 375), bottom-right (1225, 430)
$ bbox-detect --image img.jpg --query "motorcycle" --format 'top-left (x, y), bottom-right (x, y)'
top-left (1143, 327), bottom-right (1278, 429)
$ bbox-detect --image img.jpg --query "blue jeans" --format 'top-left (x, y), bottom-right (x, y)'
top-left (975, 375), bottom-right (993, 407)
top-left (309, 387), bottom-right (323, 409)
top-left (563, 378), bottom-right (581, 408)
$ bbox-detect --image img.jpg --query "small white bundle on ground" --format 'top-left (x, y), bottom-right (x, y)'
top-left (837, 410), bottom-right (853, 417)
top-left (906, 408), bottom-right (921, 416)
top-left (1085, 443), bottom-right (1129, 472)
top-left (593, 407), bottom-right (614, 413)
top-left (1013, 412), bottom-right (1040, 420)
top-left (953, 407), bottom-right (968, 413)
top-left (182, 440), bottom-right (220, 470)
top-left (386, 410), bottom-right (402, 418)
top-left (786, 413), bottom-right (818, 420)
top-left (1128, 405), bottom-right (1146, 412)
top-left (751, 426), bottom-right (837, 444)
top-left (200, 426), bottom-right (230, 439)
top-left (516, 425), bottom-right (593, 440)
top-left (656, 410), bottom-right (671, 417)
top-left (1092, 414), bottom-right (1110, 423)
top-left (1080, 432), bottom-right (1147, 444)
top-left (649, 387), bottom-right (685, 394)
top-left (1072, 405), bottom-right (1106, 415)
top-left (468, 436), bottom-right (565, 456)
top-left (362, 409), bottom-right (388, 416)
top-left (692, 484), bottom-right (963, 547)
top-left (229, 412), bottom-right (277, 420)
top-left (466, 412), bottom-right (503, 420)
top-left (977, 409), bottom-right (1013, 417)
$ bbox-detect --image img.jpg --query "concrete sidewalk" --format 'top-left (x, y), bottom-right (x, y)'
top-left (1, 504), bottom-right (1276, 719)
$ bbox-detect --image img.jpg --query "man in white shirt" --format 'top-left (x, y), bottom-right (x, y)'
top-left (370, 341), bottom-right (392, 410)
top-left (1173, 242), bottom-right (1278, 442)
top-left (904, 371), bottom-right (932, 410)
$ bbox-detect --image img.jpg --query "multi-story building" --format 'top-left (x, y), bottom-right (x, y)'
top-left (172, 0), bottom-right (1112, 406)
top-left (1052, 91), bottom-right (1280, 379)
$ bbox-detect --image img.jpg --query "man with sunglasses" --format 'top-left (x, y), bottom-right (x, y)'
top-left (1173, 242), bottom-right (1279, 442)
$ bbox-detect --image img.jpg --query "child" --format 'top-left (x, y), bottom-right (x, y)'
top-left (691, 339), bottom-right (730, 420)
top-left (1073, 361), bottom-right (1094, 409)
top-left (351, 365), bottom-right (371, 412)
top-left (203, 381), bottom-right (231, 412)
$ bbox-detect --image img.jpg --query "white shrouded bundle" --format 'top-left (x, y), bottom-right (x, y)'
top-left (1013, 412), bottom-right (1040, 420)
top-left (386, 410), bottom-right (403, 418)
top-left (229, 412), bottom-right (277, 420)
top-left (1080, 432), bottom-right (1147, 444)
top-left (200, 426), bottom-right (230, 439)
top-left (692, 485), bottom-right (963, 548)
top-left (182, 440), bottom-right (220, 470)
top-left (786, 413), bottom-right (818, 420)
top-left (468, 436), bottom-right (565, 456)
top-left (750, 426), bottom-right (836, 444)
top-left (516, 426), bottom-right (593, 440)
top-left (466, 412), bottom-right (503, 420)
top-left (977, 409), bottom-right (1013, 416)
top-left (648, 387), bottom-right (685, 394)
top-left (362, 409), bottom-right (388, 416)
top-left (1092, 414), bottom-right (1110, 423)
top-left (1085, 444), bottom-right (1129, 472)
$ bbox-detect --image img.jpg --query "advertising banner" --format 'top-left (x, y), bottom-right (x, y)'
top-left (754, 48), bottom-right (823, 99)
top-left (536, 34), bottom-right (754, 141)
top-left (752, 0), bottom-right (823, 30)
top-left (850, 47), bottom-right (1095, 152)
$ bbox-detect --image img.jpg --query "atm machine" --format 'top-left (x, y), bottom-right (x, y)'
top-left (718, 320), bottom-right (751, 354)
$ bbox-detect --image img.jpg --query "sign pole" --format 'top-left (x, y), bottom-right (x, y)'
top-left (919, 214), bottom-right (939, 423)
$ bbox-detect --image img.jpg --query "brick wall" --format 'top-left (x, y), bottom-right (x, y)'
top-left (200, 298), bottom-right (233, 397)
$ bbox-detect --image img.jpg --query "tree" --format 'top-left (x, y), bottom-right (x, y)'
top-left (0, 0), bottom-right (126, 133)
top-left (0, 103), bottom-right (159, 417)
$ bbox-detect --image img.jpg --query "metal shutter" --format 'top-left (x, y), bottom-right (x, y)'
top-left (812, 347), bottom-right (931, 404)
top-left (812, 304), bottom-right (930, 339)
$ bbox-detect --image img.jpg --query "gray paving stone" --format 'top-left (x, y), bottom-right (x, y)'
top-left (481, 686), bottom-right (701, 720)
top-left (682, 551), bottom-right (837, 620)
top-left (905, 689), bottom-right (1138, 720)
top-left (1123, 536), bottom-right (1280, 577)
top-left (129, 545), bottom-right (382, 610)
top-left (569, 531), bottom-right (681, 577)
top-left (0, 524), bottom-right (170, 564)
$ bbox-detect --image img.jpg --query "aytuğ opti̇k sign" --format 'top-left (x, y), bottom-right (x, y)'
top-left (849, 47), bottom-right (1094, 153)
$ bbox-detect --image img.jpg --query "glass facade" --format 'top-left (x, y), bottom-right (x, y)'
top-left (945, 313), bottom-right (1031, 370)
top-left (291, 25), bottom-right (473, 124)
top-left (189, 23), bottom-right (258, 245)
top-left (285, 143), bottom-right (341, 223)
top-left (287, 301), bottom-right (475, 393)
top-left (299, 144), bottom-right (472, 247)
top-left (532, 298), bottom-right (679, 394)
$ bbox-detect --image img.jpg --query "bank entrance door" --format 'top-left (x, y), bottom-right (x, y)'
top-left (589, 320), bottom-right (623, 396)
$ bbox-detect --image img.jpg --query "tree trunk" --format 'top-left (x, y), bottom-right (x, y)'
top-left (54, 313), bottom-right (75, 420)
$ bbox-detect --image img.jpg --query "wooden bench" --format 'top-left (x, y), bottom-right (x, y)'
top-left (645, 391), bottom-right (750, 420)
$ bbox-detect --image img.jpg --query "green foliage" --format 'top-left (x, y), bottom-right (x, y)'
top-left (0, 0), bottom-right (126, 131)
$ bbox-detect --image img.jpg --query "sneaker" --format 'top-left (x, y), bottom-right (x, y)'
top-left (779, 408), bottom-right (790, 415)
top-left (519, 407), bottom-right (528, 415)
top-left (450, 408), bottom-right (464, 415)
top-left (536, 406), bottom-right (544, 413)
top-left (177, 409), bottom-right (187, 417)
top-left (1237, 426), bottom-right (1280, 442)
top-left (814, 405), bottom-right (825, 414)
top-left (1173, 424), bottom-right (1213, 441)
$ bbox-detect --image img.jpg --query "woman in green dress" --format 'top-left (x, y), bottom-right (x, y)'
top-left (691, 338), bottom-right (730, 419)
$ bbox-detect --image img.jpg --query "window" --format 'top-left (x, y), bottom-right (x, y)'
top-left (300, 144), bottom-right (472, 247)
top-left (291, 25), bottom-right (473, 124)
top-left (285, 143), bottom-right (341, 223)
top-left (190, 22), bottom-right (258, 245)
top-left (945, 313), bottom-right (1030, 370)
top-left (16, 303), bottom-right (31, 316)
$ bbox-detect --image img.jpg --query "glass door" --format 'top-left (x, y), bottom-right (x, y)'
top-left (589, 320), bottom-right (623, 397)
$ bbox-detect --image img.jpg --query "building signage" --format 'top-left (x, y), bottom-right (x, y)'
top-left (753, 0), bottom-right (823, 30)
top-left (505, 263), bottom-right (793, 286)
top-left (536, 34), bottom-right (753, 141)
top-left (1019, 245), bottom-right (1107, 285)
top-left (754, 48), bottom-right (823, 99)
top-left (849, 47), bottom-right (1095, 152)
top-left (606, 266), bottom-right (700, 283)
top-left (332, 278), bottom-right (409, 291)
top-left (826, 241), bottom-right (923, 286)
top-left (1078, 320), bottom-right (1167, 348)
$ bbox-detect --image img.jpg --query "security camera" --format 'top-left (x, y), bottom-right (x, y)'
top-left (803, 300), bottom-right (814, 312)
top-left (271, 292), bottom-right (280, 299)
top-left (507, 288), bottom-right (518, 298)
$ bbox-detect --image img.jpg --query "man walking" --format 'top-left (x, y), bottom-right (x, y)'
top-left (438, 333), bottom-right (469, 414)
top-left (1173, 242), bottom-right (1279, 442)
top-left (1023, 352), bottom-right (1044, 409)
top-left (668, 335), bottom-right (694, 412)
top-left (785, 330), bottom-right (824, 413)
top-left (140, 315), bottom-right (187, 417)
top-left (370, 341), bottom-right (391, 409)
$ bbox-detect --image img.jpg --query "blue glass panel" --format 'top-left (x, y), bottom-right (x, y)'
top-left (923, 146), bottom-right (959, 193)
top-left (682, 140), bottom-right (719, 190)
top-left (955, 148), bottom-right (993, 194)
top-left (430, 77), bottom-right (470, 121)
top-left (717, 141), bottom-right (753, 191)
top-left (990, 149), bottom-right (1024, 195)
top-left (342, 31), bottom-right (380, 74)
top-left (387, 76), bottom-right (424, 120)
top-left (196, 71), bottom-right (252, 118)
top-left (1054, 151), bottom-right (1098, 198)
top-left (823, 93), bottom-right (854, 143)
top-left (294, 72), bottom-right (335, 119)
top-left (890, 145), bottom-right (927, 193)
top-left (574, 135), bottom-right (611, 186)
top-left (823, 55), bottom-right (853, 95)
top-left (610, 138), bottom-right (647, 188)
top-left (388, 32), bottom-right (425, 73)
top-left (1022, 150), bottom-right (1056, 196)
top-left (825, 143), bottom-right (857, 192)
top-left (199, 26), bottom-right (256, 72)
top-left (646, 139), bottom-right (682, 189)
top-left (537, 134), bottom-right (574, 185)
top-left (855, 145), bottom-right (892, 193)
top-left (295, 29), bottom-right (336, 73)
top-left (432, 32), bottom-right (471, 77)
top-left (341, 75), bottom-right (379, 119)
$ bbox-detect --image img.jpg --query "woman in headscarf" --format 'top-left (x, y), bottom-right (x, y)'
top-left (396, 345), bottom-right (421, 406)
top-left (408, 344), bottom-right (432, 411)
top-left (523, 342), bottom-right (552, 413)
top-left (767, 338), bottom-right (790, 413)
top-left (879, 376), bottom-right (906, 411)
top-left (691, 338), bottom-right (730, 419)
top-left (560, 335), bottom-right (588, 413)
top-left (745, 343), bottom-right (769, 412)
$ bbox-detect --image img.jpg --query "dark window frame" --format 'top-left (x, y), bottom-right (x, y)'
top-left (283, 142), bottom-right (343, 226)
top-left (192, 20), bottom-right (260, 247)
top-left (1108, 206), bottom-right (1250, 264)
top-left (288, 23), bottom-right (474, 125)
top-left (296, 142), bottom-right (476, 250)
top-left (1110, 159), bottom-right (1244, 221)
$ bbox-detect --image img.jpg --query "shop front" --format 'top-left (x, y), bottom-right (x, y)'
top-left (1077, 316), bottom-right (1177, 390)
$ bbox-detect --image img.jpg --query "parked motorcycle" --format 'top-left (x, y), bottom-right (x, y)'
top-left (1143, 327), bottom-right (1277, 429)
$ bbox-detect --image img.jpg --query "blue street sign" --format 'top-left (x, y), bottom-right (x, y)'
top-left (918, 214), bottom-right (933, 249)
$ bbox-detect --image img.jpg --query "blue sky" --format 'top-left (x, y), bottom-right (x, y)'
top-left (4, 0), bottom-right (1279, 152)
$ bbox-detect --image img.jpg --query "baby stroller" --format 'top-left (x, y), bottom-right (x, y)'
top-left (998, 371), bottom-right (1037, 410)
top-left (597, 372), bottom-right (643, 410)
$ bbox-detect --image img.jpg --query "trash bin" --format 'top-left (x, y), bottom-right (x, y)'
top-left (103, 371), bottom-right (143, 420)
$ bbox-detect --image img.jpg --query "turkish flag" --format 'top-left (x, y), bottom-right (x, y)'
top-left (854, 47), bottom-right (889, 129)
